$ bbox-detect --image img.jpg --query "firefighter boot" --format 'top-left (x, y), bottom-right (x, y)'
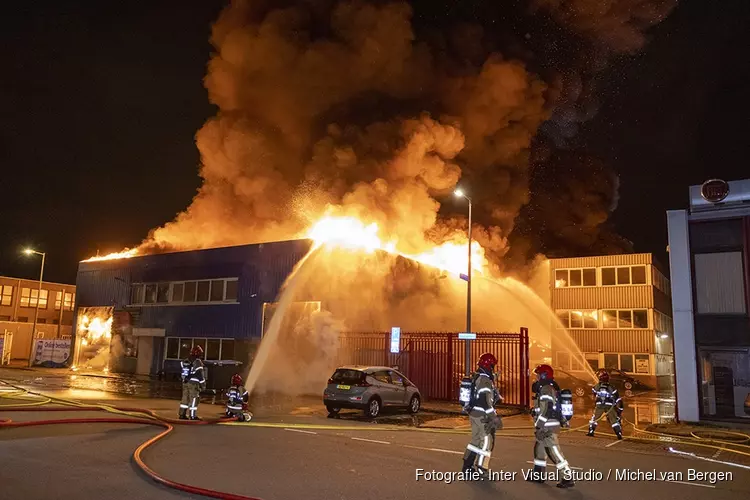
top-left (615, 427), bottom-right (623, 440)
top-left (526, 465), bottom-right (545, 483)
top-left (557, 473), bottom-right (576, 489)
top-left (461, 453), bottom-right (476, 473)
top-left (586, 422), bottom-right (596, 437)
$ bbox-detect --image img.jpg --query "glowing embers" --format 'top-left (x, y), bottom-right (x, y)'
top-left (78, 314), bottom-right (113, 345)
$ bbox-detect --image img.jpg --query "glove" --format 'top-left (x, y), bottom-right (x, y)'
top-left (491, 415), bottom-right (502, 430)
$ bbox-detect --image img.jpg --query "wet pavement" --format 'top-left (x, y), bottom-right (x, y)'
top-left (0, 366), bottom-right (676, 430)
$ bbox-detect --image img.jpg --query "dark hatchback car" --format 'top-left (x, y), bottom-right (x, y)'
top-left (602, 368), bottom-right (652, 391)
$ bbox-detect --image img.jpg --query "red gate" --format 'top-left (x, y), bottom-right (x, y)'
top-left (337, 328), bottom-right (530, 408)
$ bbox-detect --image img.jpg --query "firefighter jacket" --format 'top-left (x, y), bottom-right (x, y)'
top-left (180, 359), bottom-right (191, 383)
top-left (188, 358), bottom-right (206, 387)
top-left (533, 380), bottom-right (562, 433)
top-left (468, 372), bottom-right (497, 421)
top-left (593, 382), bottom-right (623, 412)
top-left (226, 385), bottom-right (249, 411)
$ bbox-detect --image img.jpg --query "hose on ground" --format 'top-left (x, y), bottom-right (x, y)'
top-left (0, 380), bottom-right (263, 500)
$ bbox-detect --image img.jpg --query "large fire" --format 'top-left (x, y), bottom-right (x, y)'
top-left (306, 215), bottom-right (487, 277)
top-left (82, 248), bottom-right (139, 262)
top-left (78, 314), bottom-right (113, 346)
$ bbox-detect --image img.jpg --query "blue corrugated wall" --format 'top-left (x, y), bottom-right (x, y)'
top-left (74, 239), bottom-right (314, 340)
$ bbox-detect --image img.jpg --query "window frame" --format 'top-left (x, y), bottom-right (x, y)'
top-left (554, 267), bottom-right (597, 288)
top-left (554, 309), bottom-right (598, 329)
top-left (20, 288), bottom-right (48, 308)
top-left (602, 308), bottom-right (650, 329)
top-left (127, 278), bottom-right (241, 307)
top-left (1, 285), bottom-right (13, 307)
top-left (165, 337), bottom-right (237, 361)
top-left (600, 265), bottom-right (649, 287)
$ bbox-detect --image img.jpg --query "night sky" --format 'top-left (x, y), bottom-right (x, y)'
top-left (2, 0), bottom-right (748, 284)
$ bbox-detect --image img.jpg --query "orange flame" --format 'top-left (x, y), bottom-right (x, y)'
top-left (82, 248), bottom-right (139, 262)
top-left (306, 215), bottom-right (487, 276)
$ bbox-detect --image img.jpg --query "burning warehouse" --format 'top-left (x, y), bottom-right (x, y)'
top-left (73, 239), bottom-right (312, 377)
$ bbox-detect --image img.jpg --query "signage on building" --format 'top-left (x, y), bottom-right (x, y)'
top-left (636, 357), bottom-right (650, 374)
top-left (32, 339), bottom-right (71, 367)
top-left (700, 179), bottom-right (730, 203)
top-left (390, 327), bottom-right (401, 353)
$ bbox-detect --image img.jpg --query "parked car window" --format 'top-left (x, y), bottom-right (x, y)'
top-left (372, 371), bottom-right (391, 384)
top-left (330, 369), bottom-right (363, 385)
top-left (389, 371), bottom-right (404, 385)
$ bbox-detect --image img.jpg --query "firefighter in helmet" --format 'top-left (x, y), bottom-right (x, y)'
top-left (225, 373), bottom-right (252, 421)
top-left (461, 352), bottom-right (502, 477)
top-left (183, 345), bottom-right (206, 420)
top-left (528, 364), bottom-right (575, 488)
top-left (178, 352), bottom-right (192, 419)
top-left (587, 369), bottom-right (624, 439)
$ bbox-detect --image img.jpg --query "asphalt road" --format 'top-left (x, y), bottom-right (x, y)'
top-left (2, 407), bottom-right (748, 500)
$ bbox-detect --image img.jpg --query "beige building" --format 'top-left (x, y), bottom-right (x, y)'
top-left (549, 254), bottom-right (674, 386)
top-left (0, 276), bottom-right (76, 363)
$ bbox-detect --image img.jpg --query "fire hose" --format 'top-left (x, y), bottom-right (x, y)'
top-left (0, 381), bottom-right (263, 500)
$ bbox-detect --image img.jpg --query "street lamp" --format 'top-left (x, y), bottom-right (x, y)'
top-left (23, 248), bottom-right (46, 367)
top-left (454, 189), bottom-right (473, 376)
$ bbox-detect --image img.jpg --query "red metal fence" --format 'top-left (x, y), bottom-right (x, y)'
top-left (337, 328), bottom-right (530, 407)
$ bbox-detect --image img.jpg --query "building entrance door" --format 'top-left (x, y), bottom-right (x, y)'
top-left (713, 366), bottom-right (735, 417)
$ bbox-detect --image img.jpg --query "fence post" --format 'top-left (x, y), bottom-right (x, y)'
top-left (520, 327), bottom-right (529, 407)
top-left (446, 332), bottom-right (453, 400)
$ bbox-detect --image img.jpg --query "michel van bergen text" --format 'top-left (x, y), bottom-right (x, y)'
top-left (415, 468), bottom-right (733, 484)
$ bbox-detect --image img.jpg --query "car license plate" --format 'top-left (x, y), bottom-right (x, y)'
top-left (337, 385), bottom-right (351, 390)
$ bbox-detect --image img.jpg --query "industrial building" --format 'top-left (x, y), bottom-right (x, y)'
top-left (548, 254), bottom-right (674, 388)
top-left (72, 239), bottom-right (313, 376)
top-left (0, 276), bottom-right (76, 364)
top-left (667, 178), bottom-right (750, 423)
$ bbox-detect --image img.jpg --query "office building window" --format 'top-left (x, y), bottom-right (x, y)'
top-left (184, 282), bottom-right (197, 302)
top-left (206, 339), bottom-right (221, 360)
top-left (620, 354), bottom-right (634, 373)
top-left (1, 285), bottom-right (13, 306)
top-left (601, 309), bottom-right (648, 329)
top-left (18, 317), bottom-right (29, 322)
top-left (554, 268), bottom-right (596, 288)
top-left (694, 252), bottom-right (747, 314)
top-left (20, 288), bottom-right (48, 308)
top-left (55, 292), bottom-right (74, 311)
top-left (604, 354), bottom-right (619, 369)
top-left (0, 315), bottom-right (10, 321)
top-left (555, 310), bottom-right (597, 329)
top-left (601, 265), bottom-right (647, 286)
top-left (144, 284), bottom-right (157, 304)
top-left (166, 337), bottom-right (180, 359)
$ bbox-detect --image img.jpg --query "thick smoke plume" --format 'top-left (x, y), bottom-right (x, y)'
top-left (137, 0), bottom-right (676, 264)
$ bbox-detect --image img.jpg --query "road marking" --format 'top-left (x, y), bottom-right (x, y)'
top-left (660, 480), bottom-right (714, 489)
top-left (284, 428), bottom-right (317, 435)
top-left (351, 437), bottom-right (390, 445)
top-left (605, 439), bottom-right (623, 448)
top-left (403, 444), bottom-right (463, 455)
top-left (525, 461), bottom-right (582, 471)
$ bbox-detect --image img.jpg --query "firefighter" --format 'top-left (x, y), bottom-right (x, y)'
top-left (587, 369), bottom-right (624, 439)
top-left (185, 345), bottom-right (206, 420)
top-left (527, 364), bottom-right (575, 488)
top-left (225, 373), bottom-right (252, 421)
top-left (461, 353), bottom-right (502, 477)
top-left (178, 355), bottom-right (192, 419)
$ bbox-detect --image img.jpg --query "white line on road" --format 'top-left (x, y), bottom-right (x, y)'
top-left (525, 461), bottom-right (582, 471)
top-left (284, 428), bottom-right (317, 435)
top-left (351, 437), bottom-right (390, 445)
top-left (660, 480), bottom-right (714, 489)
top-left (403, 445), bottom-right (463, 455)
top-left (605, 439), bottom-right (623, 448)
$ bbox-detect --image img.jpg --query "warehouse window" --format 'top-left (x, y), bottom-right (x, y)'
top-left (620, 354), bottom-right (634, 373)
top-left (184, 282), bottom-right (197, 302)
top-left (196, 281), bottom-right (210, 302)
top-left (20, 288), bottom-right (48, 308)
top-left (130, 284), bottom-right (143, 304)
top-left (554, 268), bottom-right (596, 288)
top-left (225, 279), bottom-right (238, 301)
top-left (144, 284), bottom-right (157, 304)
top-left (166, 337), bottom-right (236, 361)
top-left (171, 283), bottom-right (184, 302)
top-left (694, 252), bottom-right (747, 314)
top-left (157, 283), bottom-right (170, 303)
top-left (1, 286), bottom-right (13, 306)
top-left (210, 280), bottom-right (225, 302)
top-left (555, 310), bottom-right (597, 329)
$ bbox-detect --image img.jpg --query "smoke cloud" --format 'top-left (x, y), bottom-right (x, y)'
top-left (135, 0), bottom-right (676, 263)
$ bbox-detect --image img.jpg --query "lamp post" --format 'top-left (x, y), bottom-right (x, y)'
top-left (23, 248), bottom-right (46, 367)
top-left (454, 189), bottom-right (472, 376)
